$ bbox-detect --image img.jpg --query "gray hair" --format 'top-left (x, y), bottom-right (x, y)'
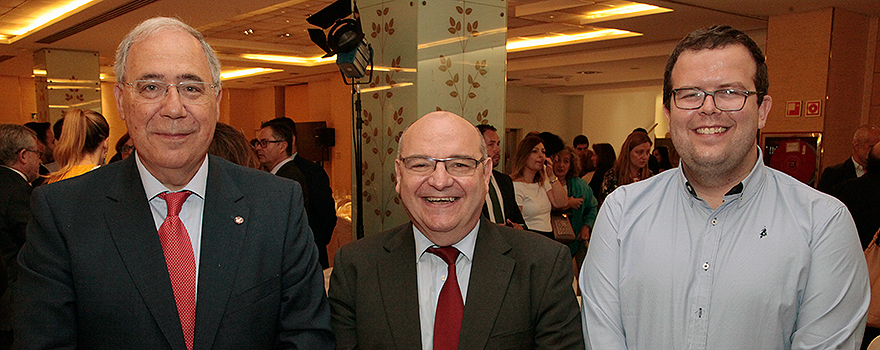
top-left (114, 17), bottom-right (221, 86)
top-left (0, 124), bottom-right (38, 166)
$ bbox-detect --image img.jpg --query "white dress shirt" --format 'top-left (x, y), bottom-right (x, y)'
top-left (414, 222), bottom-right (479, 350)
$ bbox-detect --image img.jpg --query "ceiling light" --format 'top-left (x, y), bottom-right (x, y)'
top-left (240, 54), bottom-right (336, 66)
top-left (0, 0), bottom-right (98, 43)
top-left (580, 3), bottom-right (671, 24)
top-left (507, 28), bottom-right (641, 52)
top-left (220, 68), bottom-right (283, 80)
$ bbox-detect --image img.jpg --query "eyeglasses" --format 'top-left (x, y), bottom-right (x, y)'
top-left (398, 156), bottom-right (486, 176)
top-left (123, 80), bottom-right (217, 104)
top-left (253, 139), bottom-right (285, 148)
top-left (671, 88), bottom-right (759, 111)
top-left (120, 145), bottom-right (135, 153)
top-left (23, 149), bottom-right (42, 158)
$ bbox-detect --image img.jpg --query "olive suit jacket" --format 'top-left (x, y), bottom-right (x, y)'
top-left (329, 220), bottom-right (584, 350)
top-left (14, 155), bottom-right (334, 349)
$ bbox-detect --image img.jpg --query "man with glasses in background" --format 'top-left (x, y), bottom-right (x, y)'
top-left (255, 117), bottom-right (336, 269)
top-left (14, 17), bottom-right (334, 350)
top-left (328, 111), bottom-right (583, 350)
top-left (580, 25), bottom-right (868, 349)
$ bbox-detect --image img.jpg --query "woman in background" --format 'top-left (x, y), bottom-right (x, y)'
top-left (509, 136), bottom-right (574, 240)
top-left (47, 109), bottom-right (109, 183)
top-left (599, 131), bottom-right (653, 203)
top-left (653, 146), bottom-right (673, 173)
top-left (209, 123), bottom-right (262, 169)
top-left (586, 143), bottom-right (616, 200)
top-left (553, 146), bottom-right (598, 269)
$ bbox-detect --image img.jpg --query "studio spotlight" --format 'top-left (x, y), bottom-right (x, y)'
top-left (307, 0), bottom-right (372, 80)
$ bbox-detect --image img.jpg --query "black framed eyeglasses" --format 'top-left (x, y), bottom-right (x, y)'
top-left (671, 88), bottom-right (759, 111)
top-left (254, 139), bottom-right (285, 148)
top-left (123, 80), bottom-right (217, 104)
top-left (23, 149), bottom-right (43, 158)
top-left (398, 156), bottom-right (486, 176)
top-left (120, 145), bottom-right (135, 153)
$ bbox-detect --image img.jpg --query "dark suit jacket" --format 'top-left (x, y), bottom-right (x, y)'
top-left (15, 156), bottom-right (334, 349)
top-left (328, 220), bottom-right (584, 350)
top-left (275, 155), bottom-right (337, 268)
top-left (481, 170), bottom-right (526, 228)
top-left (830, 172), bottom-right (880, 249)
top-left (817, 158), bottom-right (856, 193)
top-left (0, 166), bottom-right (31, 284)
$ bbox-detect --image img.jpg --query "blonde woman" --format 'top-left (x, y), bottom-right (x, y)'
top-left (47, 109), bottom-right (109, 183)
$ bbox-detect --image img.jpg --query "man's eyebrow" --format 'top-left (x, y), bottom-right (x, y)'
top-left (135, 73), bottom-right (164, 81)
top-left (178, 73), bottom-right (206, 82)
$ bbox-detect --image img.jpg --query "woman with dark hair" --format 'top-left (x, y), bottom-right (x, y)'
top-left (553, 146), bottom-right (598, 267)
top-left (108, 133), bottom-right (134, 163)
top-left (209, 123), bottom-right (262, 169)
top-left (509, 135), bottom-right (575, 239)
top-left (586, 143), bottom-right (616, 199)
top-left (599, 131), bottom-right (653, 203)
top-left (47, 109), bottom-right (109, 183)
top-left (653, 146), bottom-right (673, 173)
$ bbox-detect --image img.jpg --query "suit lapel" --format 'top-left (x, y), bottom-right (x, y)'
top-left (105, 158), bottom-right (187, 350)
top-left (378, 226), bottom-right (423, 348)
top-left (458, 223), bottom-right (515, 349)
top-left (192, 157), bottom-right (249, 350)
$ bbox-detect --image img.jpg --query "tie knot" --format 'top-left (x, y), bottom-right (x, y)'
top-left (159, 191), bottom-right (192, 217)
top-left (427, 246), bottom-right (460, 266)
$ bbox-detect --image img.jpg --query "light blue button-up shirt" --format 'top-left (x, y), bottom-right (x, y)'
top-left (580, 148), bottom-right (869, 350)
top-left (414, 222), bottom-right (478, 350)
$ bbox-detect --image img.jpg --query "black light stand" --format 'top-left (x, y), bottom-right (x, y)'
top-left (341, 44), bottom-right (373, 239)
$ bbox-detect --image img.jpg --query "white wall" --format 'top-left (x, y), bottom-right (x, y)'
top-left (505, 86), bottom-right (584, 145)
top-left (582, 86), bottom-right (665, 151)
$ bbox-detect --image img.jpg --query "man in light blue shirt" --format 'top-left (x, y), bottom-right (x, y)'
top-left (579, 25), bottom-right (869, 350)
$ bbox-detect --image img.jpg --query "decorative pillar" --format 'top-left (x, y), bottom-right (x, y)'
top-left (357, 0), bottom-right (507, 234)
top-left (33, 49), bottom-right (101, 124)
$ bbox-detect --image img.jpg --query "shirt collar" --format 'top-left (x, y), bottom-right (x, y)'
top-left (1, 165), bottom-right (28, 182)
top-left (136, 152), bottom-right (209, 200)
top-left (413, 221), bottom-right (480, 264)
top-left (269, 153), bottom-right (296, 175)
top-left (681, 146), bottom-right (765, 204)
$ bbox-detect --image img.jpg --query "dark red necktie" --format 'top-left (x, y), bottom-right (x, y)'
top-left (158, 191), bottom-right (196, 350)
top-left (427, 246), bottom-right (463, 350)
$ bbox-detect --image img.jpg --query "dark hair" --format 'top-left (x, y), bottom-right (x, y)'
top-left (538, 132), bottom-right (564, 157)
top-left (593, 143), bottom-right (616, 173)
top-left (476, 124), bottom-right (497, 135)
top-left (209, 123), bottom-right (261, 169)
top-left (573, 135), bottom-right (589, 147)
top-left (53, 118), bottom-right (64, 140)
top-left (24, 122), bottom-right (51, 144)
top-left (654, 146), bottom-right (672, 170)
top-left (510, 136), bottom-right (545, 184)
top-left (114, 133), bottom-right (131, 154)
top-left (260, 117), bottom-right (297, 156)
top-left (663, 25), bottom-right (768, 110)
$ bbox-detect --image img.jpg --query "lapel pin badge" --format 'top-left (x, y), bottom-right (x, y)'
top-left (234, 216), bottom-right (245, 225)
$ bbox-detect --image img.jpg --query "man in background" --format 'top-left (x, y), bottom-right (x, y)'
top-left (23, 122), bottom-right (55, 185)
top-left (831, 141), bottom-right (880, 249)
top-left (573, 135), bottom-right (594, 177)
top-left (0, 124), bottom-right (42, 349)
top-left (816, 124), bottom-right (880, 193)
top-left (256, 117), bottom-right (336, 268)
top-left (580, 25), bottom-right (868, 349)
top-left (329, 111), bottom-right (583, 350)
top-left (476, 124), bottom-right (525, 229)
top-left (14, 17), bottom-right (334, 349)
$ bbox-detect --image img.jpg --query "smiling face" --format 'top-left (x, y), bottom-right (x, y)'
top-left (395, 112), bottom-right (490, 246)
top-left (664, 44), bottom-right (771, 182)
top-left (113, 28), bottom-right (221, 189)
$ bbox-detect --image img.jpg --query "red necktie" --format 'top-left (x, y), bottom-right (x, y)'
top-left (158, 191), bottom-right (196, 350)
top-left (427, 246), bottom-right (463, 350)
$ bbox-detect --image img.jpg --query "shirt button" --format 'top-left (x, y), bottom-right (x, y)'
top-left (702, 262), bottom-right (709, 270)
top-left (711, 218), bottom-right (717, 226)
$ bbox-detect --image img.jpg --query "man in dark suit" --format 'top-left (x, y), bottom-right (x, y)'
top-left (831, 142), bottom-right (880, 250)
top-left (476, 124), bottom-right (525, 229)
top-left (329, 111), bottom-right (583, 350)
top-left (0, 124), bottom-right (42, 349)
top-left (256, 117), bottom-right (336, 268)
top-left (14, 17), bottom-right (334, 350)
top-left (22, 122), bottom-right (54, 187)
top-left (816, 124), bottom-right (879, 193)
